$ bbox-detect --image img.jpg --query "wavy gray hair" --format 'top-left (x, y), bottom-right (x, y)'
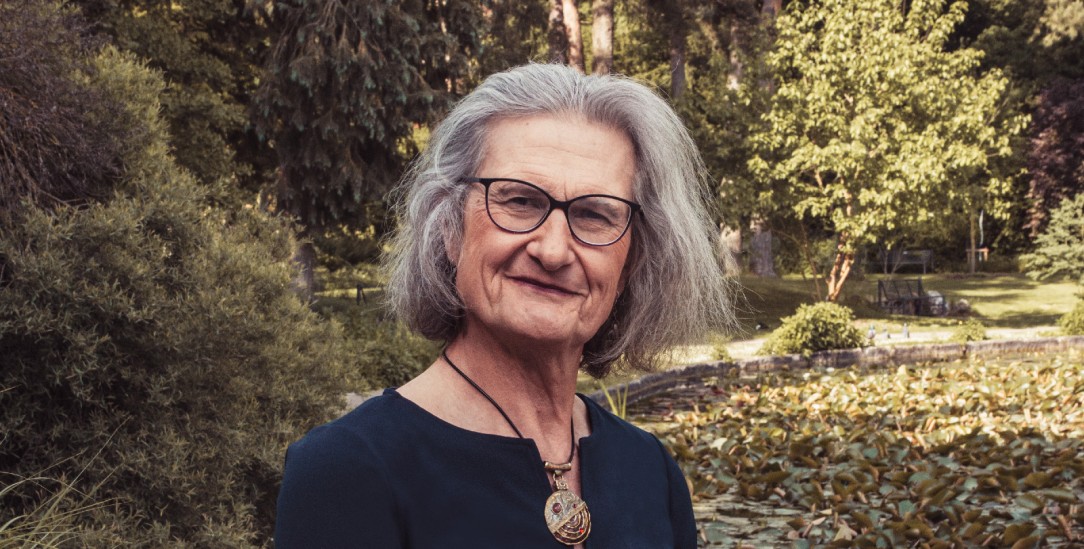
top-left (383, 63), bottom-right (735, 378)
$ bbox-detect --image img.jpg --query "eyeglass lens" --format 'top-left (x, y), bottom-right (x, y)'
top-left (484, 179), bottom-right (634, 246)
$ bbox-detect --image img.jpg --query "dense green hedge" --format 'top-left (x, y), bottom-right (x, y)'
top-left (1061, 299), bottom-right (1084, 336)
top-left (0, 40), bottom-right (352, 546)
top-left (760, 302), bottom-right (866, 357)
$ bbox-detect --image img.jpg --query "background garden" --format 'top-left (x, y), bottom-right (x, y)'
top-left (1, 0), bottom-right (1082, 546)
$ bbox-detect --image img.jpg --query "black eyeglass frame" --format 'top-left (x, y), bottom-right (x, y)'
top-left (462, 177), bottom-right (642, 247)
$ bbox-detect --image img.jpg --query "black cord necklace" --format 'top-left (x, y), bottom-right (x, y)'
top-left (441, 349), bottom-right (591, 546)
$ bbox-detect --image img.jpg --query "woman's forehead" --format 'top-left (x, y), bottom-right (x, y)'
top-left (476, 115), bottom-right (636, 199)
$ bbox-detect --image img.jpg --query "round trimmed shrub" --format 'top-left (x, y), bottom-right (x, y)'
top-left (759, 302), bottom-right (865, 357)
top-left (1060, 300), bottom-right (1084, 335)
top-left (949, 318), bottom-right (988, 343)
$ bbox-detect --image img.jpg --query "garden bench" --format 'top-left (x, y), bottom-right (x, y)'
top-left (876, 278), bottom-right (946, 316)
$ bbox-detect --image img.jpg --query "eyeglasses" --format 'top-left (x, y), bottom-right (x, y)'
top-left (463, 177), bottom-right (641, 246)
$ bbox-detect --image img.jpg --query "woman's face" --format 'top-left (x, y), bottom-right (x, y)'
top-left (450, 115), bottom-right (636, 352)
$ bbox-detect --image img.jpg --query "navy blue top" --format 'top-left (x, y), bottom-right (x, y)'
top-left (275, 389), bottom-right (696, 548)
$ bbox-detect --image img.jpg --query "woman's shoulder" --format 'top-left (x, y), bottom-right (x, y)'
top-left (285, 390), bottom-right (414, 467)
top-left (579, 394), bottom-right (668, 455)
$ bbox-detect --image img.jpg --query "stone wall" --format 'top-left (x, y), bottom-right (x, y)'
top-left (587, 336), bottom-right (1084, 409)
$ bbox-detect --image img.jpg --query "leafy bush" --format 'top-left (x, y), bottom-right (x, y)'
top-left (710, 334), bottom-right (734, 362)
top-left (0, 40), bottom-right (352, 545)
top-left (0, 1), bottom-right (134, 219)
top-left (949, 318), bottom-right (988, 342)
top-left (1060, 300), bottom-right (1084, 335)
top-left (759, 302), bottom-right (865, 356)
top-left (315, 298), bottom-right (439, 389)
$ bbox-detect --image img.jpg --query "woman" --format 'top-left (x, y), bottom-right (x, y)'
top-left (275, 64), bottom-right (734, 548)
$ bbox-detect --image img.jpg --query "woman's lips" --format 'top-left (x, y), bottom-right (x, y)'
top-left (511, 276), bottom-right (580, 296)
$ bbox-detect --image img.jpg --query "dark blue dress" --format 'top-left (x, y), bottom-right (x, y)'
top-left (275, 389), bottom-right (696, 548)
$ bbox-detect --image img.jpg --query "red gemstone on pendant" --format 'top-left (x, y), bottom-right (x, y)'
top-left (552, 502), bottom-right (562, 514)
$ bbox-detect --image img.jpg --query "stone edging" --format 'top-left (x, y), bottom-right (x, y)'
top-left (585, 335), bottom-right (1084, 411)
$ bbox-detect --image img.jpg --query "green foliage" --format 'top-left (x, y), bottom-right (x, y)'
top-left (314, 226), bottom-right (385, 272)
top-left (0, 1), bottom-right (134, 219)
top-left (254, 0), bottom-right (484, 231)
top-left (760, 302), bottom-right (865, 356)
top-left (314, 299), bottom-right (439, 389)
top-left (73, 0), bottom-right (272, 193)
top-left (949, 318), bottom-right (989, 342)
top-left (1021, 192), bottom-right (1084, 284)
top-left (0, 41), bottom-right (352, 545)
top-left (1059, 299), bottom-right (1084, 335)
top-left (597, 381), bottom-right (630, 420)
top-left (710, 334), bottom-right (734, 362)
top-left (640, 352), bottom-right (1084, 544)
top-left (750, 0), bottom-right (1026, 298)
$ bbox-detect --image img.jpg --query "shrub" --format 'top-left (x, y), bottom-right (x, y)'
top-left (759, 302), bottom-right (865, 356)
top-left (315, 298), bottom-right (439, 389)
top-left (949, 318), bottom-right (988, 343)
top-left (1060, 300), bottom-right (1084, 335)
top-left (0, 40), bottom-right (352, 545)
top-left (0, 1), bottom-right (134, 220)
top-left (709, 334), bottom-right (733, 362)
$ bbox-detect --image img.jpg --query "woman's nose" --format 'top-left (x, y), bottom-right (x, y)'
top-left (526, 210), bottom-right (576, 271)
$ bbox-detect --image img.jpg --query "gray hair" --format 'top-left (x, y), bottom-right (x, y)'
top-left (383, 63), bottom-right (735, 378)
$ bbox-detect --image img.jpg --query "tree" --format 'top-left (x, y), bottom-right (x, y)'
top-left (0, 4), bottom-right (354, 543)
top-left (750, 0), bottom-right (1023, 300)
top-left (0, 0), bottom-right (132, 219)
top-left (1021, 191), bottom-right (1084, 284)
top-left (475, 1), bottom-right (549, 78)
top-left (1026, 78), bottom-right (1084, 234)
top-left (73, 0), bottom-right (272, 196)
top-left (253, 0), bottom-right (483, 296)
top-left (564, 0), bottom-right (587, 71)
top-left (549, 0), bottom-right (570, 63)
top-left (592, 0), bottom-right (615, 73)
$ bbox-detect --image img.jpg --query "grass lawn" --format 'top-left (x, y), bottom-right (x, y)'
top-left (737, 273), bottom-right (1078, 332)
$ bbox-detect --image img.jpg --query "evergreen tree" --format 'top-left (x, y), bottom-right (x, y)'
top-left (1021, 191), bottom-right (1084, 284)
top-left (253, 0), bottom-right (483, 295)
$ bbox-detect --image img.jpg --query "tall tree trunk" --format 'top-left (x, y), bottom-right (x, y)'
top-left (591, 0), bottom-right (614, 74)
top-left (719, 224), bottom-right (742, 273)
top-left (548, 0), bottom-right (569, 64)
top-left (658, 0), bottom-right (686, 99)
top-left (291, 240), bottom-right (316, 304)
top-left (825, 234), bottom-right (855, 302)
top-left (748, 216), bottom-right (777, 277)
top-left (968, 209), bottom-right (978, 274)
top-left (727, 19), bottom-right (743, 90)
top-left (669, 21), bottom-right (686, 99)
top-left (761, 0), bottom-right (782, 18)
top-left (563, 0), bottom-right (585, 72)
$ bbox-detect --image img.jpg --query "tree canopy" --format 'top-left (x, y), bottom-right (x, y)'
top-left (750, 0), bottom-right (1025, 299)
top-left (253, 0), bottom-right (483, 233)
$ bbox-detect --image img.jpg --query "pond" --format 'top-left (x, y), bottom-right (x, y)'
top-left (629, 351), bottom-right (1084, 547)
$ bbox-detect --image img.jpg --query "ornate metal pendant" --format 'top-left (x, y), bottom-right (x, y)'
top-left (543, 462), bottom-right (591, 545)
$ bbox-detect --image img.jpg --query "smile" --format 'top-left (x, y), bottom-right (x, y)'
top-left (510, 276), bottom-right (581, 296)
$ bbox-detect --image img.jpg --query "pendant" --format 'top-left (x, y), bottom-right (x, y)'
top-left (543, 463), bottom-right (591, 545)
